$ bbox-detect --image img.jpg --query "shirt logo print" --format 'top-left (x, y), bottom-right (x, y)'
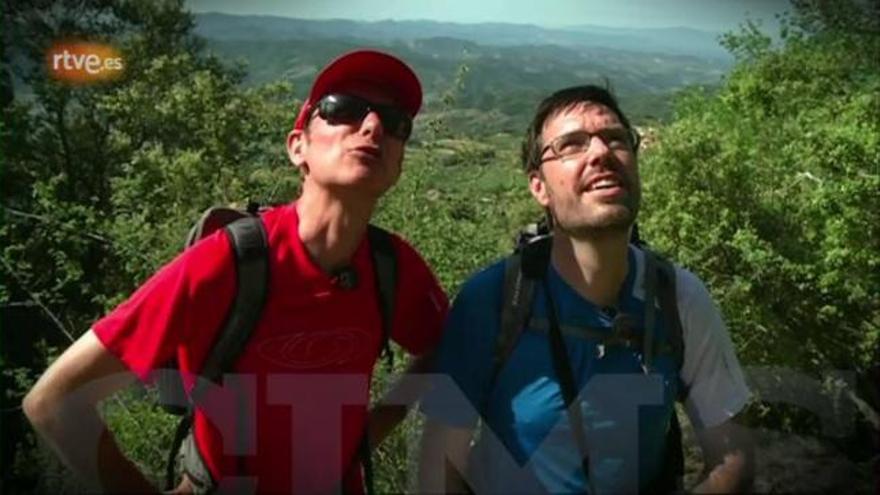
top-left (255, 327), bottom-right (373, 369)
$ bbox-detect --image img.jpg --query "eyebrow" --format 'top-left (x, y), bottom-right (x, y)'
top-left (545, 126), bottom-right (627, 142)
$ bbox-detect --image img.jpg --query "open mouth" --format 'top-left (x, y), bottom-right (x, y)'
top-left (587, 178), bottom-right (621, 191)
top-left (584, 174), bottom-right (626, 193)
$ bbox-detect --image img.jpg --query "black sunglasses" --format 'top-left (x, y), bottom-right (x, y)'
top-left (314, 93), bottom-right (413, 141)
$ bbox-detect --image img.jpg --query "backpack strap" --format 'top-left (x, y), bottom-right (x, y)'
top-left (524, 318), bottom-right (676, 357)
top-left (160, 207), bottom-right (254, 415)
top-left (166, 415), bottom-right (195, 491)
top-left (641, 249), bottom-right (686, 385)
top-left (655, 254), bottom-right (685, 385)
top-left (489, 231), bottom-right (552, 392)
top-left (493, 230), bottom-right (693, 493)
top-left (642, 249), bottom-right (660, 372)
top-left (542, 276), bottom-right (596, 494)
top-left (494, 231), bottom-right (594, 489)
top-left (164, 216), bottom-right (269, 491)
top-left (196, 217), bottom-right (270, 389)
top-left (490, 253), bottom-right (536, 390)
top-left (367, 224), bottom-right (397, 369)
top-left (350, 225), bottom-right (398, 495)
top-left (642, 248), bottom-right (688, 494)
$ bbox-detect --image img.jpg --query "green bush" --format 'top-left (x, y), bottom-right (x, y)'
top-left (639, 0), bottom-right (879, 431)
top-left (5, 0), bottom-right (877, 491)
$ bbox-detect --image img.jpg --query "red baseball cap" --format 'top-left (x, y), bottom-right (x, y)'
top-left (293, 49), bottom-right (422, 131)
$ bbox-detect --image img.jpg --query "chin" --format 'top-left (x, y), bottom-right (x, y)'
top-left (347, 175), bottom-right (395, 197)
top-left (597, 202), bottom-right (638, 227)
top-left (556, 211), bottom-right (636, 237)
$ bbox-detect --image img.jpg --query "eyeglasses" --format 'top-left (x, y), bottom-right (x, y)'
top-left (540, 128), bottom-right (640, 163)
top-left (314, 93), bottom-right (413, 141)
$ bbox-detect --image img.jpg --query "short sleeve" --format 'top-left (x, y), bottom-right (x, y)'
top-left (92, 231), bottom-right (236, 383)
top-left (419, 261), bottom-right (505, 428)
top-left (676, 268), bottom-right (751, 429)
top-left (388, 237), bottom-right (449, 356)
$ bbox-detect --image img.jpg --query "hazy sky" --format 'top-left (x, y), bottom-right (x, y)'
top-left (186, 0), bottom-right (792, 32)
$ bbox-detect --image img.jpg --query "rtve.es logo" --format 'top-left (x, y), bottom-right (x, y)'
top-left (46, 41), bottom-right (124, 84)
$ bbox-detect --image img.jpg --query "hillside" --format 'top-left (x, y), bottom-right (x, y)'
top-left (3, 2), bottom-right (877, 493)
top-left (193, 14), bottom-right (732, 128)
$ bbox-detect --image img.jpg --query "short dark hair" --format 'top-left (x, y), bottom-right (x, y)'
top-left (521, 85), bottom-right (637, 173)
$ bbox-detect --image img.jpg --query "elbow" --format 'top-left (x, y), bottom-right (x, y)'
top-left (23, 380), bottom-right (71, 432)
top-left (23, 384), bottom-right (55, 429)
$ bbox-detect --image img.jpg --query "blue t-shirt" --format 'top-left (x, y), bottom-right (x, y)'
top-left (421, 246), bottom-right (681, 494)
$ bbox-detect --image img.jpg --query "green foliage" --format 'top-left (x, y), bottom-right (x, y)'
top-left (2, 0), bottom-right (295, 490)
top-left (101, 54), bottom-right (295, 281)
top-left (640, 0), bottom-right (879, 405)
top-left (417, 56), bottom-right (470, 142)
top-left (376, 139), bottom-right (536, 294)
top-left (2, 0), bottom-right (296, 317)
top-left (5, 0), bottom-right (877, 491)
top-left (101, 388), bottom-right (179, 485)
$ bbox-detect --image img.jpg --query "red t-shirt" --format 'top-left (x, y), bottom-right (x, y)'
top-left (93, 203), bottom-right (448, 493)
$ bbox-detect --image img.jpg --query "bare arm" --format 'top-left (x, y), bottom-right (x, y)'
top-left (690, 416), bottom-right (755, 494)
top-left (366, 354), bottom-right (433, 449)
top-left (22, 330), bottom-right (158, 493)
top-left (418, 419), bottom-right (474, 494)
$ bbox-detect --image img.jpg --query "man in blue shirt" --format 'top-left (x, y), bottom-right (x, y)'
top-left (418, 85), bottom-right (753, 494)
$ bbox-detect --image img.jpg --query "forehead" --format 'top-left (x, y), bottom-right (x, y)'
top-left (541, 102), bottom-right (623, 139)
top-left (321, 79), bottom-right (398, 105)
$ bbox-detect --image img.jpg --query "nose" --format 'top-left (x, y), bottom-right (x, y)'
top-left (360, 110), bottom-right (384, 140)
top-left (584, 135), bottom-right (612, 168)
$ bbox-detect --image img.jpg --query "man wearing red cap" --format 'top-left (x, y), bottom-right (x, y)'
top-left (23, 50), bottom-right (448, 494)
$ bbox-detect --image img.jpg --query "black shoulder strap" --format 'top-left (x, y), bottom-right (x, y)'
top-left (367, 224), bottom-right (397, 369)
top-left (195, 216), bottom-right (270, 391)
top-left (496, 245), bottom-right (688, 392)
top-left (655, 254), bottom-right (684, 379)
top-left (642, 249), bottom-right (659, 372)
top-left (542, 276), bottom-right (595, 493)
top-left (490, 231), bottom-right (552, 392)
top-left (494, 238), bottom-right (691, 493)
top-left (165, 216), bottom-right (269, 491)
top-left (641, 249), bottom-right (686, 382)
top-left (351, 225), bottom-right (398, 495)
top-left (494, 230), bottom-right (593, 488)
top-left (490, 253), bottom-right (536, 389)
top-left (642, 248), bottom-right (687, 494)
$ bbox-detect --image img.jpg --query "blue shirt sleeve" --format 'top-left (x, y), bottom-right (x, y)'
top-left (419, 260), bottom-right (506, 427)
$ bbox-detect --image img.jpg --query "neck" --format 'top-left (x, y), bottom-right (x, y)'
top-left (550, 227), bottom-right (631, 308)
top-left (296, 184), bottom-right (377, 273)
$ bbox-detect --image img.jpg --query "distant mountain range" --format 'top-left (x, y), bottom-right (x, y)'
top-left (193, 13), bottom-right (733, 60)
top-left (193, 13), bottom-right (736, 127)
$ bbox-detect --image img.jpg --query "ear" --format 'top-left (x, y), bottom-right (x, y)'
top-left (286, 129), bottom-right (309, 174)
top-left (528, 170), bottom-right (550, 208)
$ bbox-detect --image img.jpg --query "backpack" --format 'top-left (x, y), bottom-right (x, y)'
top-left (156, 202), bottom-right (397, 494)
top-left (490, 223), bottom-right (688, 493)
